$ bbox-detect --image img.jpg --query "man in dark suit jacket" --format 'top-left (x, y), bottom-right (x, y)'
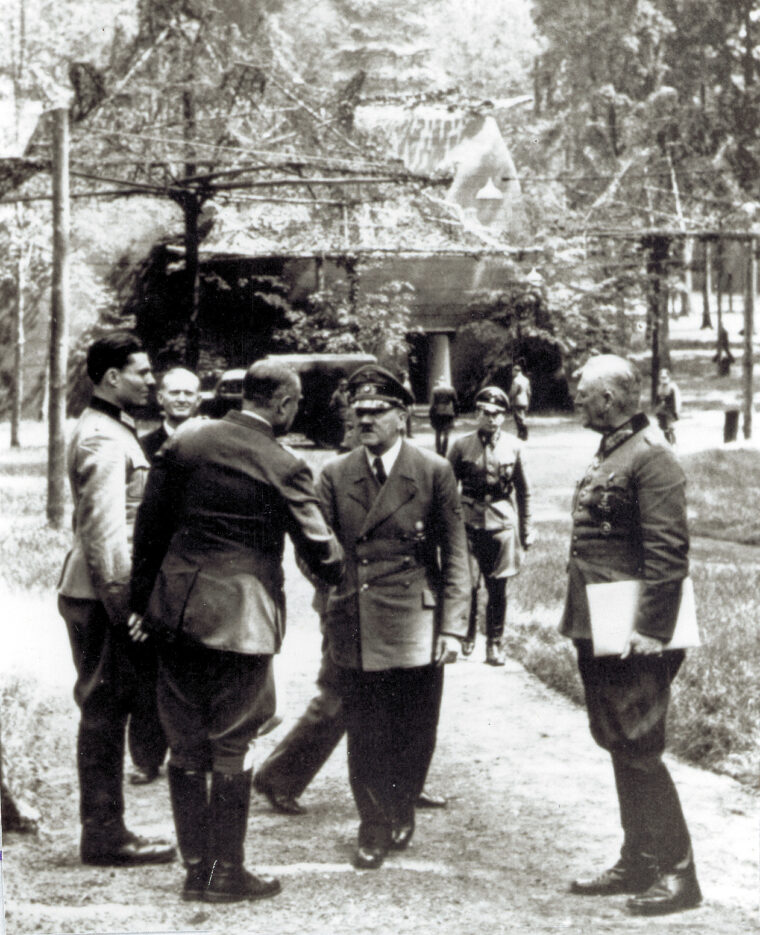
top-left (562, 354), bottom-right (700, 917)
top-left (130, 367), bottom-right (202, 785)
top-left (317, 365), bottom-right (470, 870)
top-left (129, 360), bottom-right (344, 904)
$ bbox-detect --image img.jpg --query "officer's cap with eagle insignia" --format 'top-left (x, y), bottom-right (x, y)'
top-left (475, 385), bottom-right (510, 413)
top-left (348, 365), bottom-right (414, 410)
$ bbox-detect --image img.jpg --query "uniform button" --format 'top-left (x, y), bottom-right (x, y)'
top-left (572, 549), bottom-right (578, 556)
top-left (361, 583), bottom-right (369, 591)
top-left (600, 521), bottom-right (612, 535)
top-left (572, 535), bottom-right (578, 541)
top-left (360, 559), bottom-right (368, 565)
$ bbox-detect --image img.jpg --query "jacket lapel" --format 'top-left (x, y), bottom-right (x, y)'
top-left (344, 448), bottom-right (376, 516)
top-left (359, 441), bottom-right (418, 537)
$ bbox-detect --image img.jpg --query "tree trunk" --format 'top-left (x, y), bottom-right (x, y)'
top-left (11, 255), bottom-right (24, 448)
top-left (701, 240), bottom-right (713, 329)
top-left (47, 107), bottom-right (69, 530)
top-left (743, 238), bottom-right (755, 440)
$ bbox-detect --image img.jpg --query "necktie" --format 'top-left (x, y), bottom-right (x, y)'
top-left (373, 456), bottom-right (387, 485)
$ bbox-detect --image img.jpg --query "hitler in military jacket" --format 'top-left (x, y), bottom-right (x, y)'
top-left (317, 441), bottom-right (471, 671)
top-left (560, 413), bottom-right (689, 643)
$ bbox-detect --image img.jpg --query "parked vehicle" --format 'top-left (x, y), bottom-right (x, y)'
top-left (208, 353), bottom-right (377, 445)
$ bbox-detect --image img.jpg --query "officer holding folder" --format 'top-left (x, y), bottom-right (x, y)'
top-left (559, 354), bottom-right (701, 917)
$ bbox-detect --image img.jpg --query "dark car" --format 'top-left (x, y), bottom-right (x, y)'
top-left (208, 353), bottom-right (377, 445)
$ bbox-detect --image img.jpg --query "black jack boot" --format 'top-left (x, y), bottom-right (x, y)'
top-left (206, 770), bottom-right (281, 903)
top-left (168, 766), bottom-right (210, 900)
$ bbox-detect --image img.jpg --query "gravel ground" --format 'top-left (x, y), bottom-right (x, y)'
top-left (2, 408), bottom-right (758, 935)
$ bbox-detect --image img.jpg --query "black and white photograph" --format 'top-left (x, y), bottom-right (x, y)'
top-left (0, 1), bottom-right (758, 933)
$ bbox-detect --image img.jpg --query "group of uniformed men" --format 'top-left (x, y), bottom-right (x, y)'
top-left (57, 332), bottom-right (701, 916)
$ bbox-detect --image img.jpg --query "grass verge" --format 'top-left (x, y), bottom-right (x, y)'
top-left (506, 515), bottom-right (760, 790)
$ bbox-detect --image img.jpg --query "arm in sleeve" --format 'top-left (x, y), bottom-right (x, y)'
top-left (633, 444), bottom-right (689, 641)
top-left (74, 434), bottom-right (133, 626)
top-left (432, 459), bottom-right (471, 638)
top-left (512, 447), bottom-right (532, 546)
top-left (130, 446), bottom-right (184, 615)
top-left (282, 460), bottom-right (344, 587)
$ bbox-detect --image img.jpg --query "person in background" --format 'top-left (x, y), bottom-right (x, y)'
top-left (428, 376), bottom-right (458, 456)
top-left (654, 368), bottom-right (681, 445)
top-left (128, 366), bottom-right (202, 787)
top-left (563, 354), bottom-right (700, 917)
top-left (316, 365), bottom-right (470, 870)
top-left (140, 367), bottom-right (201, 463)
top-left (508, 362), bottom-right (531, 441)
top-left (400, 369), bottom-right (415, 437)
top-left (328, 374), bottom-right (352, 451)
top-left (129, 360), bottom-right (344, 903)
top-left (448, 386), bottom-right (533, 665)
top-left (57, 332), bottom-right (175, 867)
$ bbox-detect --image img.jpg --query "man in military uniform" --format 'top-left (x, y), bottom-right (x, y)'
top-left (562, 354), bottom-right (701, 916)
top-left (508, 362), bottom-right (531, 440)
top-left (130, 360), bottom-right (344, 903)
top-left (448, 386), bottom-right (533, 665)
top-left (317, 365), bottom-right (470, 870)
top-left (57, 332), bottom-right (175, 867)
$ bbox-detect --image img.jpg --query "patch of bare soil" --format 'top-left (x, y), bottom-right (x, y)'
top-left (2, 551), bottom-right (758, 935)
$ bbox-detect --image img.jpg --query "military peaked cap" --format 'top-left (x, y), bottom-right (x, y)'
top-left (475, 386), bottom-right (510, 412)
top-left (348, 365), bottom-right (414, 409)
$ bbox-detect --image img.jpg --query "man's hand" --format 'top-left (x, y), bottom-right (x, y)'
top-left (523, 529), bottom-right (536, 550)
top-left (127, 612), bottom-right (149, 643)
top-left (434, 635), bottom-right (459, 666)
top-left (621, 631), bottom-right (665, 659)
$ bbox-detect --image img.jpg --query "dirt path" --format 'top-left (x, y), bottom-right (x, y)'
top-left (2, 565), bottom-right (758, 935)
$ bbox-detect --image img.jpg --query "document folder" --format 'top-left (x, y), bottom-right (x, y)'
top-left (586, 577), bottom-right (699, 657)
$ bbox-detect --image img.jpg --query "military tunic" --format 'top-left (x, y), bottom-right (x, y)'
top-left (560, 412), bottom-right (694, 872)
top-left (448, 428), bottom-right (532, 579)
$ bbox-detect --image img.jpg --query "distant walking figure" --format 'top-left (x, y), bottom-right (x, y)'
top-left (508, 363), bottom-right (531, 441)
top-left (428, 377), bottom-right (458, 456)
top-left (654, 369), bottom-right (681, 445)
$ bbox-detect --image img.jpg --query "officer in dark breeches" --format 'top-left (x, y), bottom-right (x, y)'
top-left (448, 386), bottom-right (533, 665)
top-left (562, 354), bottom-right (701, 917)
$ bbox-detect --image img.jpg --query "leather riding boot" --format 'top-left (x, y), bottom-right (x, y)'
top-left (627, 848), bottom-right (702, 915)
top-left (206, 770), bottom-right (281, 903)
top-left (168, 766), bottom-right (210, 901)
top-left (462, 589), bottom-right (479, 656)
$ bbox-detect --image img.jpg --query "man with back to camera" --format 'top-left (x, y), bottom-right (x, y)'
top-left (129, 359), bottom-right (344, 903)
top-left (57, 331), bottom-right (175, 867)
top-left (315, 365), bottom-right (470, 870)
top-left (562, 354), bottom-right (701, 916)
top-left (127, 365), bottom-right (203, 787)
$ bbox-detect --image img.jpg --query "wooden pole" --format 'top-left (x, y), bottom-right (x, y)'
top-left (701, 239), bottom-right (713, 329)
top-left (11, 254), bottom-right (24, 448)
top-left (743, 238), bottom-right (755, 439)
top-left (47, 107), bottom-right (70, 528)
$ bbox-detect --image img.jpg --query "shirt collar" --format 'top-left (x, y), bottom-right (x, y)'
top-left (598, 412), bottom-right (649, 457)
top-left (89, 394), bottom-right (136, 433)
top-left (365, 436), bottom-right (403, 477)
top-left (478, 426), bottom-right (501, 447)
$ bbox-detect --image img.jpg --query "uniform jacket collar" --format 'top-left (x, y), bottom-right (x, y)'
top-left (598, 412), bottom-right (649, 458)
top-left (225, 408), bottom-right (276, 440)
top-left (345, 440), bottom-right (418, 537)
top-left (88, 394), bottom-right (137, 433)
